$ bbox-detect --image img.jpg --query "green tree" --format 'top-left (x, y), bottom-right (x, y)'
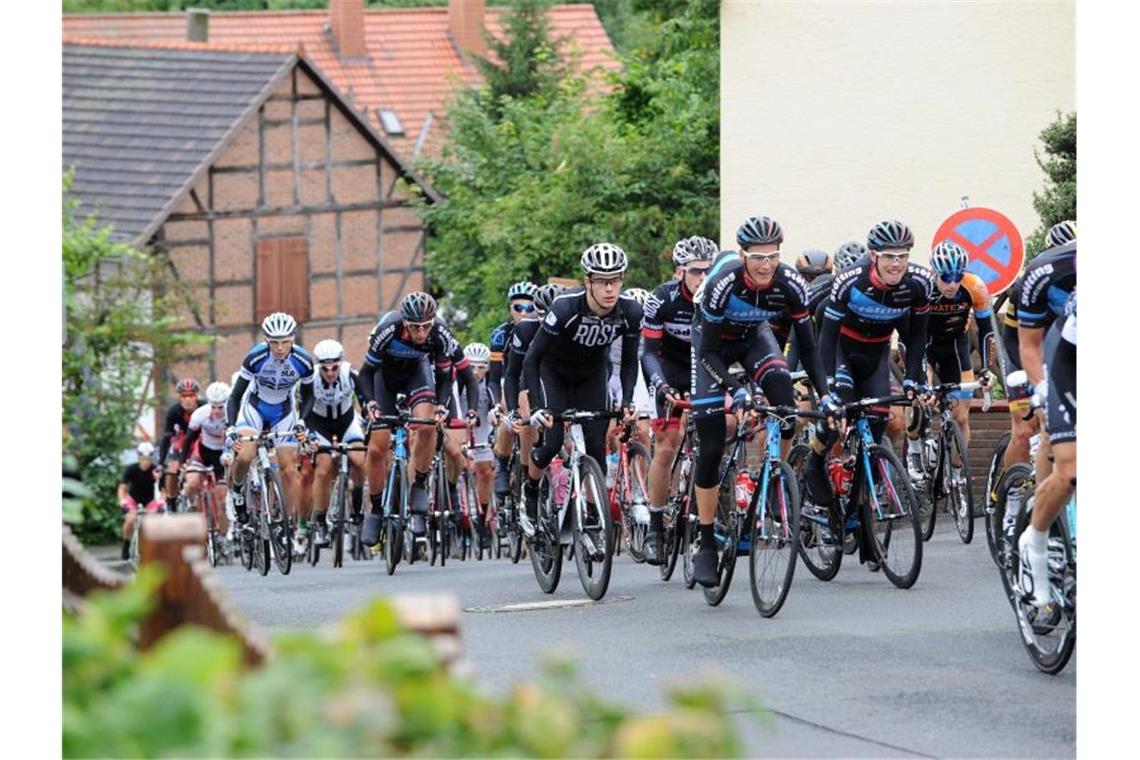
top-left (421, 0), bottom-right (718, 342)
top-left (1026, 111), bottom-right (1076, 257)
top-left (475, 0), bottom-right (565, 110)
top-left (63, 174), bottom-right (209, 542)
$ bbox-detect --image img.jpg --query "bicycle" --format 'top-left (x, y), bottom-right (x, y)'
top-left (179, 461), bottom-right (229, 568)
top-left (370, 398), bottom-right (439, 576)
top-left (308, 439), bottom-right (368, 568)
top-left (527, 409), bottom-right (622, 600)
top-left (458, 428), bottom-right (497, 560)
top-left (426, 419), bottom-right (472, 566)
top-left (791, 393), bottom-right (923, 589)
top-left (910, 381), bottom-right (988, 544)
top-left (607, 417), bottom-right (652, 564)
top-left (659, 399), bottom-right (697, 582)
top-left (234, 431), bottom-right (297, 577)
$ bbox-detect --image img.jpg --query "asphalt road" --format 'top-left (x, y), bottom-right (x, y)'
top-left (211, 521), bottom-right (1075, 758)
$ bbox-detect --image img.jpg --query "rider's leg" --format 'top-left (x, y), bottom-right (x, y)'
top-left (228, 428), bottom-right (259, 521)
top-left (275, 445), bottom-right (301, 517)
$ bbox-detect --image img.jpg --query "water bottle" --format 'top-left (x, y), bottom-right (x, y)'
top-left (1064, 494), bottom-right (1076, 545)
top-left (1003, 487), bottom-right (1021, 542)
top-left (606, 452), bottom-right (618, 489)
top-left (1006, 369), bottom-right (1032, 416)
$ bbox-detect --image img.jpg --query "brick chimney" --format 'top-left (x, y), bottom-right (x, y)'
top-left (186, 8), bottom-right (209, 42)
top-left (330, 0), bottom-right (366, 59)
top-left (449, 0), bottom-right (487, 59)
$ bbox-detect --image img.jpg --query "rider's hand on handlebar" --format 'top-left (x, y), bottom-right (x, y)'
top-left (292, 423), bottom-right (309, 444)
top-left (530, 409), bottom-right (554, 429)
top-left (489, 407), bottom-right (504, 428)
top-left (466, 409), bottom-right (480, 428)
top-left (731, 387), bottom-right (754, 414)
top-left (660, 385), bottom-right (681, 406)
top-left (902, 379), bottom-right (921, 401)
top-left (434, 404), bottom-right (450, 422)
top-left (622, 403), bottom-right (638, 425)
top-left (820, 394), bottom-right (845, 432)
top-left (365, 400), bottom-right (381, 422)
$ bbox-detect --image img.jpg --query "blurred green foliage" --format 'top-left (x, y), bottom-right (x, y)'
top-left (1025, 112), bottom-right (1076, 259)
top-left (64, 577), bottom-right (747, 757)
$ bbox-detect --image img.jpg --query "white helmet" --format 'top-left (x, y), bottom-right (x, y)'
top-left (621, 287), bottom-right (651, 307)
top-left (261, 311), bottom-right (297, 339)
top-left (205, 381), bottom-right (231, 405)
top-left (464, 342), bottom-right (491, 364)
top-left (313, 339), bottom-right (344, 363)
top-left (136, 441), bottom-right (155, 458)
top-left (580, 243), bottom-right (628, 276)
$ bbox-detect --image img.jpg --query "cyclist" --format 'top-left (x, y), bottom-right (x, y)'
top-left (158, 378), bottom-right (202, 511)
top-left (225, 312), bottom-right (315, 529)
top-left (1019, 289), bottom-right (1076, 607)
top-left (522, 245), bottom-right (642, 530)
top-left (688, 216), bottom-right (829, 587)
top-left (998, 220), bottom-right (1076, 471)
top-left (304, 339), bottom-right (368, 547)
top-left (489, 282), bottom-right (538, 496)
top-left (907, 240), bottom-right (994, 479)
top-left (359, 292), bottom-right (480, 544)
top-left (118, 441), bottom-right (163, 559)
top-left (180, 381), bottom-right (231, 530)
top-left (457, 342), bottom-right (496, 548)
top-left (500, 283), bottom-right (562, 501)
top-left (609, 286), bottom-right (655, 451)
top-left (803, 220), bottom-right (933, 530)
top-left (639, 235), bottom-right (717, 563)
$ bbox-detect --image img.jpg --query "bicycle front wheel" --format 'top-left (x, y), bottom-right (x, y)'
top-left (264, 469), bottom-right (293, 576)
top-left (943, 420), bottom-right (975, 544)
top-left (383, 463), bottom-right (405, 576)
top-left (984, 431), bottom-right (1012, 565)
top-left (660, 445), bottom-right (691, 582)
top-left (622, 443), bottom-right (651, 564)
top-left (573, 455), bottom-right (614, 601)
top-left (529, 473), bottom-right (562, 593)
top-left (750, 461), bottom-right (801, 618)
top-left (202, 491), bottom-right (220, 568)
top-left (681, 477), bottom-right (699, 590)
top-left (330, 475), bottom-right (347, 568)
top-left (703, 461), bottom-right (741, 607)
top-left (860, 443), bottom-right (922, 589)
top-left (789, 444), bottom-right (842, 582)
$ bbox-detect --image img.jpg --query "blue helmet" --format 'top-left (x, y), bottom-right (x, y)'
top-left (929, 240), bottom-right (969, 281)
top-left (507, 281), bottom-right (538, 301)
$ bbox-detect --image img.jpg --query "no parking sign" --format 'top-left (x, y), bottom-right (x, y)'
top-left (931, 207), bottom-right (1024, 295)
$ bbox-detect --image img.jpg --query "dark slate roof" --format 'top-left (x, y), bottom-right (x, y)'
top-left (63, 43), bottom-right (294, 245)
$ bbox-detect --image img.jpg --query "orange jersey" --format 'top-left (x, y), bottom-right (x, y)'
top-left (928, 272), bottom-right (993, 338)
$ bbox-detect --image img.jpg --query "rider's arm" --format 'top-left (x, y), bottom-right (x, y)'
top-left (817, 302), bottom-right (844, 383)
top-left (350, 368), bottom-right (369, 411)
top-left (619, 325), bottom-right (639, 408)
top-left (968, 276), bottom-right (995, 368)
top-left (697, 319), bottom-right (743, 395)
top-left (639, 294), bottom-right (668, 393)
top-left (901, 307), bottom-right (930, 385)
top-left (296, 378), bottom-right (315, 419)
top-left (456, 361), bottom-right (480, 416)
top-left (180, 425), bottom-right (201, 462)
top-left (226, 374), bottom-right (250, 427)
top-left (782, 275), bottom-right (829, 398)
top-left (1018, 326), bottom-right (1047, 387)
top-left (504, 336), bottom-right (526, 411)
top-left (523, 327), bottom-right (554, 406)
top-left (157, 404), bottom-right (179, 462)
top-left (487, 326), bottom-right (506, 406)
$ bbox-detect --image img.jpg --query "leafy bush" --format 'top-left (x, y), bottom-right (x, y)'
top-left (64, 574), bottom-right (747, 758)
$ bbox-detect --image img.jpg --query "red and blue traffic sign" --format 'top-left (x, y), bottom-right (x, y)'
top-left (931, 207), bottom-right (1024, 295)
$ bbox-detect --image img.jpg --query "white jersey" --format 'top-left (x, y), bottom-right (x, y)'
top-left (188, 404), bottom-right (227, 451)
top-left (311, 363), bottom-right (358, 419)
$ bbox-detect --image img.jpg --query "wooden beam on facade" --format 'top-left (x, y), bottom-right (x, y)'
top-left (167, 199), bottom-right (424, 222)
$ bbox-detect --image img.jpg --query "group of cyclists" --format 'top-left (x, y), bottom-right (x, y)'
top-left (121, 214), bottom-right (1076, 628)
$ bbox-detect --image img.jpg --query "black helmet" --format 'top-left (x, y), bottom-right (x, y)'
top-left (867, 220), bottom-right (914, 251)
top-left (534, 283), bottom-right (563, 312)
top-left (736, 216), bottom-right (784, 248)
top-left (795, 249), bottom-right (832, 277)
top-left (400, 291), bottom-right (437, 322)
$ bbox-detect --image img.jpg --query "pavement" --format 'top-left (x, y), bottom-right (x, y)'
top-left (187, 521), bottom-right (1075, 758)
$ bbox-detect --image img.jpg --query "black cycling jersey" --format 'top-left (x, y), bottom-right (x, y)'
top-left (927, 271), bottom-right (995, 367)
top-left (487, 319), bottom-right (515, 406)
top-left (819, 261), bottom-right (933, 385)
top-left (640, 278), bottom-right (696, 394)
top-left (504, 318), bottom-right (541, 411)
top-left (122, 462), bottom-right (159, 505)
top-left (359, 310), bottom-right (479, 415)
top-left (523, 290), bottom-right (642, 408)
top-left (694, 254), bottom-right (827, 397)
top-left (158, 400), bottom-right (201, 462)
top-left (1017, 241), bottom-right (1076, 331)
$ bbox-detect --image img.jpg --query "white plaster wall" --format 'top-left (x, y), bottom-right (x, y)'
top-left (720, 0), bottom-right (1074, 263)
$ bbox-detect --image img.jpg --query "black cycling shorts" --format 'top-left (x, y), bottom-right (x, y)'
top-left (831, 334), bottom-right (894, 442)
top-left (374, 360), bottom-right (436, 429)
top-left (189, 444), bottom-right (225, 480)
top-left (1046, 331), bottom-right (1075, 446)
top-left (531, 360), bottom-right (610, 472)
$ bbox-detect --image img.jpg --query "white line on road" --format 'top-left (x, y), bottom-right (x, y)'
top-left (464, 596), bottom-right (634, 613)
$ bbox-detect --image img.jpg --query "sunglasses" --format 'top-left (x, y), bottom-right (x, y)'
top-left (685, 267), bottom-right (710, 276)
top-left (405, 320), bottom-right (433, 330)
top-left (511, 302), bottom-right (536, 314)
top-left (877, 252), bottom-right (910, 263)
top-left (939, 271), bottom-right (965, 284)
top-left (743, 253), bottom-right (780, 263)
top-left (589, 277), bottom-right (623, 288)
top-left (319, 363), bottom-right (341, 372)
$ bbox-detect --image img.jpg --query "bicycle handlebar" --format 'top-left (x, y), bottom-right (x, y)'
top-left (548, 409), bottom-right (625, 423)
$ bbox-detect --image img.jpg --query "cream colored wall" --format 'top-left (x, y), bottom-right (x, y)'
top-left (720, 0), bottom-right (1074, 264)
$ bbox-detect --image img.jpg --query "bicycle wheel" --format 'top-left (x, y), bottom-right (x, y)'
top-left (681, 478), bottom-right (699, 590)
top-left (984, 431), bottom-right (1012, 565)
top-left (942, 420), bottom-right (975, 544)
top-left (660, 446), bottom-right (691, 582)
top-left (703, 461), bottom-right (741, 607)
top-left (574, 456), bottom-right (615, 601)
top-left (263, 469), bottom-right (293, 576)
top-left (202, 491), bottom-right (219, 569)
top-left (622, 443), bottom-right (651, 564)
top-left (1007, 485), bottom-right (1076, 675)
top-left (529, 473), bottom-right (563, 593)
top-left (750, 461), bottom-right (801, 618)
top-left (384, 463), bottom-right (405, 576)
top-left (507, 456), bottom-right (525, 564)
top-left (788, 445), bottom-right (842, 582)
top-left (916, 439), bottom-right (937, 542)
top-left (860, 443), bottom-right (922, 589)
top-left (994, 464), bottom-right (1035, 602)
top-left (330, 475), bottom-right (347, 569)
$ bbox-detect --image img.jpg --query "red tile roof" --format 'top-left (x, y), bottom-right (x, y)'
top-left (63, 6), bottom-right (618, 160)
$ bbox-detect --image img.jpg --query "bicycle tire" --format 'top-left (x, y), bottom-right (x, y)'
top-left (660, 444), bottom-right (691, 582)
top-left (788, 444), bottom-right (842, 582)
top-left (529, 473), bottom-right (562, 593)
top-left (681, 477), bottom-right (699, 590)
top-left (994, 464), bottom-right (1035, 603)
top-left (202, 491), bottom-right (219, 569)
top-left (943, 420), bottom-right (975, 544)
top-left (860, 443), bottom-right (922, 589)
top-left (507, 455), bottom-right (525, 564)
top-left (750, 460), bottom-right (801, 618)
top-left (264, 469), bottom-right (293, 576)
top-left (917, 438), bottom-right (937, 542)
top-left (384, 461), bottom-right (405, 576)
top-left (1007, 480), bottom-right (1076, 674)
top-left (331, 474), bottom-right (347, 568)
top-left (622, 443), bottom-right (652, 564)
top-left (574, 455), bottom-right (615, 601)
top-left (238, 516), bottom-right (253, 572)
top-left (984, 431), bottom-right (1012, 566)
top-left (703, 460), bottom-right (741, 607)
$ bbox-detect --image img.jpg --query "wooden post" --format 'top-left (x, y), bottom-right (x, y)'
top-left (137, 514), bottom-right (207, 652)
